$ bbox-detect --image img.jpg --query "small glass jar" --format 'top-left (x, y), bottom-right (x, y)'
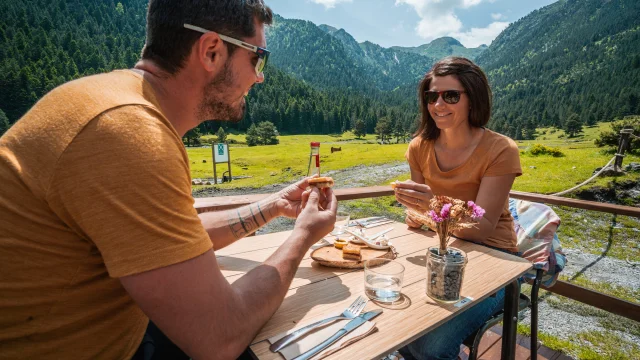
top-left (426, 246), bottom-right (467, 303)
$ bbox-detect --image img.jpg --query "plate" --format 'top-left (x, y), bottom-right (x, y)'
top-left (345, 229), bottom-right (392, 250)
top-left (310, 244), bottom-right (396, 269)
top-left (363, 239), bottom-right (393, 250)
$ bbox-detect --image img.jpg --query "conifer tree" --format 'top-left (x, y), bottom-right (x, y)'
top-left (375, 116), bottom-right (392, 144)
top-left (354, 119), bottom-right (366, 139)
top-left (564, 113), bottom-right (584, 138)
top-left (216, 127), bottom-right (227, 143)
top-left (257, 121), bottom-right (279, 145)
top-left (246, 123), bottom-right (259, 146)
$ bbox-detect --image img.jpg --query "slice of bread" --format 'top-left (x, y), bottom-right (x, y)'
top-left (342, 243), bottom-right (362, 261)
top-left (308, 176), bottom-right (334, 188)
top-left (342, 243), bottom-right (361, 255)
top-left (342, 252), bottom-right (361, 261)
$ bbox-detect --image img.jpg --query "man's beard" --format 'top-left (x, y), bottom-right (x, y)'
top-left (198, 62), bottom-right (245, 123)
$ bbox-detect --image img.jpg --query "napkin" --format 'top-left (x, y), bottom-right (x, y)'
top-left (267, 315), bottom-right (378, 360)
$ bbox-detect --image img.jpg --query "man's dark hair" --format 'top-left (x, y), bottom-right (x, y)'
top-left (415, 57), bottom-right (492, 140)
top-left (141, 0), bottom-right (273, 74)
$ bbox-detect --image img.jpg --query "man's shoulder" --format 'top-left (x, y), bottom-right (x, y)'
top-left (85, 105), bottom-right (179, 150)
top-left (52, 70), bottom-right (154, 111)
top-left (13, 69), bottom-right (166, 150)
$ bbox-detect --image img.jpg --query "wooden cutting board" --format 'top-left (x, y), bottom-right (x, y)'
top-left (311, 244), bottom-right (397, 269)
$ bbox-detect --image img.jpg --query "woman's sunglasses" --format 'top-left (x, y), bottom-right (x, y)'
top-left (425, 90), bottom-right (466, 105)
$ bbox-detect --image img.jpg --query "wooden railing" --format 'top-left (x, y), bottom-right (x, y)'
top-left (194, 186), bottom-right (640, 322)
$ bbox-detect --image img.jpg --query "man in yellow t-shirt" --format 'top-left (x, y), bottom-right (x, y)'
top-left (0, 1), bottom-right (337, 359)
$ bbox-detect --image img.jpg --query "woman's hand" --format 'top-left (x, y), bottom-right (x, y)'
top-left (405, 212), bottom-right (422, 229)
top-left (393, 180), bottom-right (434, 212)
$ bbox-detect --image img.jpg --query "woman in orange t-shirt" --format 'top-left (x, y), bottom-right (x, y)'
top-left (394, 57), bottom-right (522, 360)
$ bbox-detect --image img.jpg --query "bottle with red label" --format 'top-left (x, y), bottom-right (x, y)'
top-left (307, 142), bottom-right (320, 176)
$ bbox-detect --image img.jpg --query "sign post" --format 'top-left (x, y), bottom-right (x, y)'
top-left (212, 143), bottom-right (231, 184)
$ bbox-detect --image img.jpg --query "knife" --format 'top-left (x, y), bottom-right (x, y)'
top-left (363, 220), bottom-right (394, 228)
top-left (367, 227), bottom-right (394, 241)
top-left (353, 217), bottom-right (387, 227)
top-left (292, 309), bottom-right (383, 360)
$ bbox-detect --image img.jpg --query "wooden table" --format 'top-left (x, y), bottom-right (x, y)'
top-left (216, 221), bottom-right (532, 360)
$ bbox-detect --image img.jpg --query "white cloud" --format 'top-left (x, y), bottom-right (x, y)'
top-left (491, 13), bottom-right (505, 20)
top-left (311, 0), bottom-right (352, 9)
top-left (452, 21), bottom-right (509, 47)
top-left (395, 0), bottom-right (508, 47)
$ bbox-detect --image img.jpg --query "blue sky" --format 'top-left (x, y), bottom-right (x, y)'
top-left (265, 0), bottom-right (558, 48)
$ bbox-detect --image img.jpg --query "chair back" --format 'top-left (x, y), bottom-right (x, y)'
top-left (509, 198), bottom-right (567, 287)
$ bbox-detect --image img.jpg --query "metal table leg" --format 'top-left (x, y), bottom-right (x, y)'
top-left (501, 280), bottom-right (520, 360)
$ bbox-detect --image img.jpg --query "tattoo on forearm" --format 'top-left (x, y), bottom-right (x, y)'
top-left (228, 205), bottom-right (264, 239)
top-left (228, 216), bottom-right (246, 239)
top-left (257, 202), bottom-right (267, 223)
top-left (249, 206), bottom-right (259, 228)
top-left (237, 210), bottom-right (249, 233)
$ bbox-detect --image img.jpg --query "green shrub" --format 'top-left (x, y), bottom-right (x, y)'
top-left (594, 117), bottom-right (640, 154)
top-left (246, 121), bottom-right (279, 146)
top-left (527, 144), bottom-right (565, 157)
top-left (202, 138), bottom-right (241, 145)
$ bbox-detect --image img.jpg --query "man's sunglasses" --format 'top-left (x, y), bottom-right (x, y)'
top-left (184, 24), bottom-right (270, 76)
top-left (425, 90), bottom-right (466, 105)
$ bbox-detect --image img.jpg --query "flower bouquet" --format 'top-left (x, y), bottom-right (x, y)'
top-left (406, 195), bottom-right (485, 302)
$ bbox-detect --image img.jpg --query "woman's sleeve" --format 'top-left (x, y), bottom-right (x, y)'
top-left (485, 138), bottom-right (523, 177)
top-left (405, 138), bottom-right (424, 171)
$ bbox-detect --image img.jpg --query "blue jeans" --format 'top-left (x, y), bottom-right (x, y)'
top-left (398, 288), bottom-right (507, 360)
top-left (399, 244), bottom-right (521, 360)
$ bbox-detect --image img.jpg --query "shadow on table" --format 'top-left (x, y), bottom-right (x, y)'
top-left (370, 293), bottom-right (412, 310)
top-left (219, 258), bottom-right (354, 337)
top-left (254, 274), bottom-right (353, 339)
top-left (406, 254), bottom-right (426, 267)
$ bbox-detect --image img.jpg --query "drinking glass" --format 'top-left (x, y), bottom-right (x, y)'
top-left (364, 259), bottom-right (405, 303)
top-left (330, 211), bottom-right (350, 236)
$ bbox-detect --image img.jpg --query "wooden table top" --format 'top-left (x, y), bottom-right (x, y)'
top-left (216, 221), bottom-right (532, 360)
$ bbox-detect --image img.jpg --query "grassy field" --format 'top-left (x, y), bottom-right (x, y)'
top-left (187, 122), bottom-right (640, 359)
top-left (188, 132), bottom-right (410, 188)
top-left (188, 122), bottom-right (640, 193)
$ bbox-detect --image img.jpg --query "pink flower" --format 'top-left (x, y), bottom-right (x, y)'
top-left (429, 210), bottom-right (444, 223)
top-left (467, 201), bottom-right (485, 219)
top-left (440, 203), bottom-right (452, 219)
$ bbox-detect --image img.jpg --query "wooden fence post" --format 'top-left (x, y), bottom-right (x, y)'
top-left (615, 128), bottom-right (634, 170)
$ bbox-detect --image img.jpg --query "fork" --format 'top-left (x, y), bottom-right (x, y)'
top-left (269, 296), bottom-right (368, 352)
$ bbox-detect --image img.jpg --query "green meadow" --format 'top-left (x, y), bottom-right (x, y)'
top-left (187, 122), bottom-right (640, 194)
top-left (188, 133), bottom-right (410, 188)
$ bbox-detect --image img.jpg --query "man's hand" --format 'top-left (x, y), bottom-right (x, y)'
top-left (273, 177), bottom-right (329, 218)
top-left (293, 187), bottom-right (337, 246)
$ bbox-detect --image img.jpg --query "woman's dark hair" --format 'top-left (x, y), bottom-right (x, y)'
top-left (141, 0), bottom-right (273, 74)
top-left (414, 57), bottom-right (492, 140)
